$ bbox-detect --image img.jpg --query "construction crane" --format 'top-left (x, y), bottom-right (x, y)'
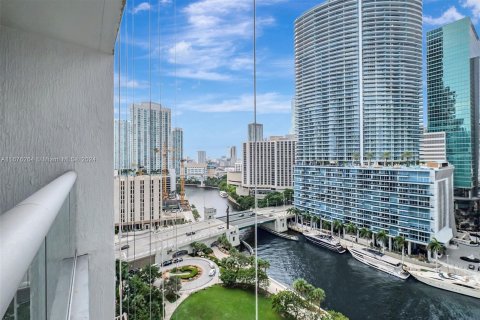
top-left (180, 159), bottom-right (186, 202)
top-left (161, 145), bottom-right (174, 200)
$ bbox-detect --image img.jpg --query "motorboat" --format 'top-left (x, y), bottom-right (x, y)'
top-left (349, 247), bottom-right (410, 280)
top-left (408, 267), bottom-right (480, 299)
top-left (219, 191), bottom-right (228, 198)
top-left (304, 232), bottom-right (346, 253)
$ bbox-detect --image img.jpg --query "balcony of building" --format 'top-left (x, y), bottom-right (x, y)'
top-left (1, 0), bottom-right (124, 319)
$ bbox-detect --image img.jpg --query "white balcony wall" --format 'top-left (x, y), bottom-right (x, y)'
top-left (0, 24), bottom-right (115, 319)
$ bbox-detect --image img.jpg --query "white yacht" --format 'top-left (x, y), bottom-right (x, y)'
top-left (349, 247), bottom-right (410, 280)
top-left (304, 232), bottom-right (346, 253)
top-left (219, 191), bottom-right (228, 198)
top-left (407, 267), bottom-right (480, 299)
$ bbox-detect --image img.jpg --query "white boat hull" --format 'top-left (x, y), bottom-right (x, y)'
top-left (304, 233), bottom-right (346, 254)
top-left (349, 248), bottom-right (410, 280)
top-left (409, 270), bottom-right (480, 299)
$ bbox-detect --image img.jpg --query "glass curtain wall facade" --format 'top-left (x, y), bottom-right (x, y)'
top-left (172, 128), bottom-right (183, 176)
top-left (295, 0), bottom-right (421, 164)
top-left (426, 18), bottom-right (480, 195)
top-left (130, 103), bottom-right (172, 173)
top-left (293, 1), bottom-right (454, 245)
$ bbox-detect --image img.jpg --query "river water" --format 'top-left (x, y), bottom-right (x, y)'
top-left (185, 186), bottom-right (236, 219)
top-left (189, 187), bottom-right (480, 319)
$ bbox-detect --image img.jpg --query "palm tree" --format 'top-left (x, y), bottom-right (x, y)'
top-left (359, 227), bottom-right (370, 239)
top-left (376, 230), bottom-right (388, 250)
top-left (352, 152), bottom-right (360, 166)
top-left (345, 222), bottom-right (357, 235)
top-left (394, 236), bottom-right (406, 264)
top-left (309, 287), bottom-right (326, 309)
top-left (293, 278), bottom-right (309, 297)
top-left (323, 220), bottom-right (331, 232)
top-left (365, 152), bottom-right (374, 166)
top-left (402, 151), bottom-right (413, 166)
top-left (382, 152), bottom-right (391, 166)
top-left (333, 220), bottom-right (344, 237)
top-left (428, 238), bottom-right (445, 269)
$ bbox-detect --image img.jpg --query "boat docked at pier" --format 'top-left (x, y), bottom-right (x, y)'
top-left (303, 232), bottom-right (346, 253)
top-left (407, 267), bottom-right (480, 299)
top-left (219, 191), bottom-right (228, 198)
top-left (349, 247), bottom-right (410, 280)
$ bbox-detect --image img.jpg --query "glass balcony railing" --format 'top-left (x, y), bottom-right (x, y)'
top-left (1, 172), bottom-right (77, 320)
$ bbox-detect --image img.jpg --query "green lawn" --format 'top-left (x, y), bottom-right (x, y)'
top-left (171, 285), bottom-right (284, 320)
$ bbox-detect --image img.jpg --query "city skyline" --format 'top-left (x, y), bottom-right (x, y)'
top-left (114, 0), bottom-right (480, 158)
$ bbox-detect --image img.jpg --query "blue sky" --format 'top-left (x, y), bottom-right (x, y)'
top-left (114, 0), bottom-right (480, 160)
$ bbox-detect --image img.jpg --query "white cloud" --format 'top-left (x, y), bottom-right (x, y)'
top-left (164, 0), bottom-right (277, 81)
top-left (423, 6), bottom-right (464, 26)
top-left (175, 69), bottom-right (231, 81)
top-left (462, 0), bottom-right (480, 22)
top-left (114, 73), bottom-right (149, 89)
top-left (132, 2), bottom-right (151, 14)
top-left (180, 92), bottom-right (291, 114)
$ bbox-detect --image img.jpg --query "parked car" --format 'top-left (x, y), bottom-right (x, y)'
top-left (209, 269), bottom-right (216, 277)
top-left (173, 257), bottom-right (183, 263)
top-left (468, 264), bottom-right (475, 270)
top-left (162, 260), bottom-right (173, 266)
top-left (121, 244), bottom-right (130, 250)
top-left (218, 226), bottom-right (225, 229)
top-left (209, 261), bottom-right (215, 269)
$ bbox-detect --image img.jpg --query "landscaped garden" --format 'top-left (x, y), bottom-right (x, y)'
top-left (170, 285), bottom-right (285, 320)
top-left (169, 265), bottom-right (200, 280)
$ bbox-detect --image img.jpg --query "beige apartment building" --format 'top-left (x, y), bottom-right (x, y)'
top-left (114, 175), bottom-right (184, 230)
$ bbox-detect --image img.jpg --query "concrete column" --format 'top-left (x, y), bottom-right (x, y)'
top-left (388, 237), bottom-right (392, 251)
top-left (331, 221), bottom-right (334, 234)
top-left (372, 233), bottom-right (375, 246)
top-left (427, 249), bottom-right (432, 262)
top-left (319, 217), bottom-right (322, 231)
top-left (407, 241), bottom-right (412, 256)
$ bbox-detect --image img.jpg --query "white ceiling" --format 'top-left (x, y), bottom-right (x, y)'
top-left (1, 0), bottom-right (124, 54)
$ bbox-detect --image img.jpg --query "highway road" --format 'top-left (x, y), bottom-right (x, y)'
top-left (115, 219), bottom-right (228, 261)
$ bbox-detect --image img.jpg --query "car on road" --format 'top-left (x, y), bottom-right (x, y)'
top-left (209, 261), bottom-right (215, 269)
top-left (218, 226), bottom-right (225, 229)
top-left (468, 264), bottom-right (475, 270)
top-left (249, 212), bottom-right (255, 217)
top-left (209, 269), bottom-right (216, 277)
top-left (173, 258), bottom-right (183, 263)
top-left (121, 244), bottom-right (130, 250)
top-left (186, 231), bottom-right (196, 236)
top-left (162, 260), bottom-right (173, 266)
top-left (239, 213), bottom-right (244, 217)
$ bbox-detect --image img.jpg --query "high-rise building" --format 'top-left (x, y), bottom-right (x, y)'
top-left (172, 128), bottom-right (184, 175)
top-left (242, 135), bottom-right (295, 194)
top-left (290, 98), bottom-right (296, 135)
top-left (248, 123), bottom-right (263, 142)
top-left (114, 119), bottom-right (131, 170)
top-left (296, 0), bottom-right (421, 163)
top-left (197, 150), bottom-right (206, 164)
top-left (130, 102), bottom-right (171, 173)
top-left (420, 132), bottom-right (447, 163)
top-left (427, 18), bottom-right (480, 198)
top-left (294, 0), bottom-right (455, 246)
top-left (229, 146), bottom-right (237, 165)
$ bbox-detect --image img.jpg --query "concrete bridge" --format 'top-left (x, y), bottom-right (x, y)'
top-left (115, 206), bottom-right (294, 265)
top-left (217, 206), bottom-right (294, 231)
